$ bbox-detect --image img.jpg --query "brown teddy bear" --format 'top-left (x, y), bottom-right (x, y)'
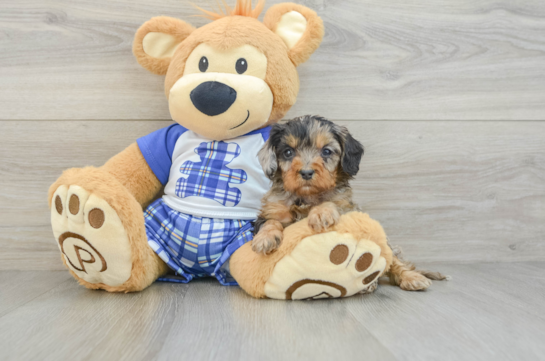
top-left (48, 0), bottom-right (417, 300)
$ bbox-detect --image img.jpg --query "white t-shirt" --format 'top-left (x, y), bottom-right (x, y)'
top-left (137, 124), bottom-right (271, 220)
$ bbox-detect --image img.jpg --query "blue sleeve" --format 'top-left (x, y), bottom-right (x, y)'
top-left (137, 124), bottom-right (188, 185)
top-left (261, 126), bottom-right (271, 142)
top-left (245, 126), bottom-right (271, 142)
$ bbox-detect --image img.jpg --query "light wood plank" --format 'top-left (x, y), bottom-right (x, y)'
top-left (0, 278), bottom-right (192, 361)
top-left (344, 262), bottom-right (545, 361)
top-left (155, 282), bottom-right (395, 361)
top-left (1, 120), bottom-right (544, 270)
top-left (0, 271), bottom-right (71, 317)
top-left (1, 0), bottom-right (545, 120)
top-left (0, 264), bottom-right (544, 360)
top-left (0, 276), bottom-right (395, 361)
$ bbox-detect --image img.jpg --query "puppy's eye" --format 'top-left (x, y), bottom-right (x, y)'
top-left (283, 149), bottom-right (294, 158)
top-left (236, 58), bottom-right (247, 74)
top-left (199, 57), bottom-right (208, 72)
top-left (322, 148), bottom-right (332, 157)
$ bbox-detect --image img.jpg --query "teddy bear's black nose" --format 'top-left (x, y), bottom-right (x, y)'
top-left (190, 81), bottom-right (237, 116)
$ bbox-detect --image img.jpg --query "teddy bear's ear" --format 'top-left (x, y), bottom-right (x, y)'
top-left (133, 16), bottom-right (195, 75)
top-left (263, 3), bottom-right (324, 66)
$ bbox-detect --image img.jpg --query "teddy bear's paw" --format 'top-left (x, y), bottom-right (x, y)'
top-left (51, 185), bottom-right (132, 287)
top-left (264, 232), bottom-right (387, 300)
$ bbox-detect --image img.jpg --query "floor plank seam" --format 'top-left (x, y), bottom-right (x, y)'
top-left (343, 300), bottom-right (399, 360)
top-left (0, 277), bottom-right (74, 320)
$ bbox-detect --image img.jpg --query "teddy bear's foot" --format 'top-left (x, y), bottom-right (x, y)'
top-left (264, 232), bottom-right (387, 300)
top-left (50, 168), bottom-right (167, 292)
top-left (51, 184), bottom-right (133, 287)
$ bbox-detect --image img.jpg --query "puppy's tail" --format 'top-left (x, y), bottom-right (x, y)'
top-left (388, 243), bottom-right (451, 282)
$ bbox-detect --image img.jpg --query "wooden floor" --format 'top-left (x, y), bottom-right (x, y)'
top-left (1, 262), bottom-right (544, 361)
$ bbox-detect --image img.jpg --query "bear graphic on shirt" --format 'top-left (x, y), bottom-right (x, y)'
top-left (175, 141), bottom-right (247, 207)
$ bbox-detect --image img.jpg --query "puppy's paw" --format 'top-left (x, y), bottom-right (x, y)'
top-left (399, 271), bottom-right (432, 291)
top-left (252, 229), bottom-right (283, 255)
top-left (308, 204), bottom-right (340, 233)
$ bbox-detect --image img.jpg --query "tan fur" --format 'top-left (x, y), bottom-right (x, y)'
top-left (257, 178), bottom-right (355, 239)
top-left (230, 212), bottom-right (393, 298)
top-left (48, 167), bottom-right (168, 292)
top-left (101, 143), bottom-right (163, 208)
top-left (260, 201), bottom-right (293, 226)
top-left (133, 17), bottom-right (195, 75)
top-left (281, 158), bottom-right (337, 196)
top-left (309, 158), bottom-right (337, 194)
top-left (286, 134), bottom-right (299, 148)
top-left (281, 157), bottom-right (304, 193)
top-left (315, 132), bottom-right (329, 149)
top-left (263, 3), bottom-right (324, 66)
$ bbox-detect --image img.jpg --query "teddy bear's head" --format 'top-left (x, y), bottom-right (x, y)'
top-left (133, 1), bottom-right (323, 140)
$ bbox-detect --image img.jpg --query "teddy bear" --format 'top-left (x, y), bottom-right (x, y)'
top-left (48, 0), bottom-right (397, 300)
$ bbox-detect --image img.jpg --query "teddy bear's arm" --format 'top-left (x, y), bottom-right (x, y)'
top-left (100, 143), bottom-right (162, 207)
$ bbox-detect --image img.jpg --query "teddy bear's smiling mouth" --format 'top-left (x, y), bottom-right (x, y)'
top-left (229, 110), bottom-right (250, 130)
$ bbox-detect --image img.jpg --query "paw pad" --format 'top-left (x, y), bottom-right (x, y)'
top-left (55, 195), bottom-right (63, 215)
top-left (329, 244), bottom-right (349, 265)
top-left (264, 232), bottom-right (388, 300)
top-left (69, 194), bottom-right (80, 215)
top-left (355, 252), bottom-right (373, 272)
top-left (363, 271), bottom-right (380, 285)
top-left (88, 208), bottom-right (105, 229)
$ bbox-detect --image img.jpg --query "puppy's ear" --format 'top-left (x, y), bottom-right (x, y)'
top-left (263, 3), bottom-right (324, 66)
top-left (337, 126), bottom-right (364, 177)
top-left (133, 16), bottom-right (195, 75)
top-left (258, 141), bottom-right (277, 179)
top-left (259, 124), bottom-right (286, 179)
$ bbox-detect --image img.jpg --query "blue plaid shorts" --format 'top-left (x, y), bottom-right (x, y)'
top-left (144, 198), bottom-right (254, 285)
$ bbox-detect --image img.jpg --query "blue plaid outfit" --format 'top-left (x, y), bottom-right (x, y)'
top-left (176, 141), bottom-right (247, 207)
top-left (144, 198), bottom-right (253, 285)
top-left (137, 124), bottom-right (272, 286)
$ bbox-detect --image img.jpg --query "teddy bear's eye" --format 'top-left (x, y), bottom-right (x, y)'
top-left (199, 56), bottom-right (208, 72)
top-left (235, 58), bottom-right (247, 74)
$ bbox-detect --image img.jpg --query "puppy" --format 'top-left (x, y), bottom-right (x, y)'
top-left (252, 115), bottom-right (447, 291)
top-left (253, 115), bottom-right (362, 255)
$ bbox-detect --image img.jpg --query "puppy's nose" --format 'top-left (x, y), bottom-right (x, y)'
top-left (300, 169), bottom-right (315, 180)
top-left (190, 81), bottom-right (237, 116)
